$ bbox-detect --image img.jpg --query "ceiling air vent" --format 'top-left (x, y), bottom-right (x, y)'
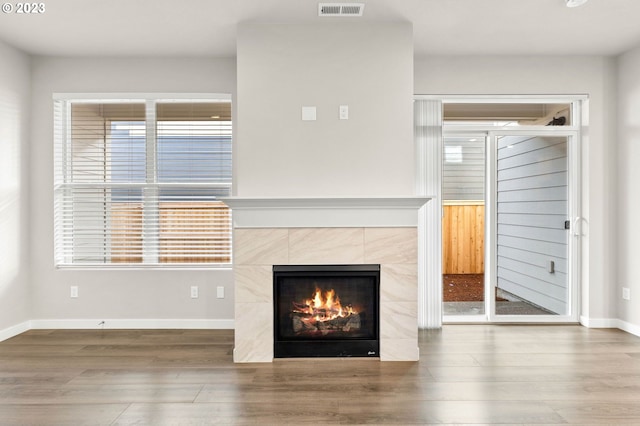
top-left (319, 3), bottom-right (365, 17)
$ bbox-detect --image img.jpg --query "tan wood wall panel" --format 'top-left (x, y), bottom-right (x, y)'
top-left (442, 204), bottom-right (485, 274)
top-left (110, 202), bottom-right (231, 264)
top-left (158, 202), bottom-right (231, 263)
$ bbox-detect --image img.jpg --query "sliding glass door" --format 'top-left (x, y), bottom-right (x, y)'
top-left (415, 96), bottom-right (583, 325)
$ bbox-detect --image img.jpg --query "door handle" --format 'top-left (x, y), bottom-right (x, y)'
top-left (573, 217), bottom-right (582, 237)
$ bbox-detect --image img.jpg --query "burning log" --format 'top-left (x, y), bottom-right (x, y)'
top-left (290, 286), bottom-right (362, 335)
top-left (291, 312), bottom-right (361, 335)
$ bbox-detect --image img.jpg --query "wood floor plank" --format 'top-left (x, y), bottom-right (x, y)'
top-left (1, 325), bottom-right (640, 424)
top-left (427, 365), bottom-right (640, 382)
top-left (0, 384), bottom-right (203, 404)
top-left (0, 403), bottom-right (128, 426)
top-left (548, 401), bottom-right (640, 424)
top-left (389, 380), bottom-right (640, 402)
top-left (338, 400), bottom-right (565, 424)
top-left (470, 352), bottom-right (640, 368)
top-left (112, 402), bottom-right (342, 425)
top-left (0, 369), bottom-right (83, 386)
top-left (67, 368), bottom-right (257, 385)
top-left (0, 355), bottom-right (156, 369)
top-left (0, 344), bottom-right (86, 356)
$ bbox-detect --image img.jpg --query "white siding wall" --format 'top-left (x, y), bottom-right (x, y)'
top-left (496, 135), bottom-right (568, 314)
top-left (443, 138), bottom-right (484, 201)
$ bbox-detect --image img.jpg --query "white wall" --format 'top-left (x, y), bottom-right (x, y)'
top-left (617, 46), bottom-right (640, 330)
top-left (29, 57), bottom-right (236, 325)
top-left (0, 40), bottom-right (31, 335)
top-left (236, 23), bottom-right (415, 197)
top-left (7, 44), bottom-right (628, 330)
top-left (415, 55), bottom-right (618, 323)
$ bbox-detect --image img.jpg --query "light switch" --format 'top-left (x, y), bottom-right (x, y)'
top-left (302, 106), bottom-right (316, 121)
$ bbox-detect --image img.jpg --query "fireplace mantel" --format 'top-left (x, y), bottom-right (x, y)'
top-left (221, 196), bottom-right (431, 228)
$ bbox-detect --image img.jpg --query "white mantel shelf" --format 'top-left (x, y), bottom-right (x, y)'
top-left (221, 196), bottom-right (432, 209)
top-left (221, 196), bottom-right (432, 228)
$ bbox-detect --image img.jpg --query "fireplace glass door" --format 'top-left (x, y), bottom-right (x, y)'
top-left (273, 264), bottom-right (380, 358)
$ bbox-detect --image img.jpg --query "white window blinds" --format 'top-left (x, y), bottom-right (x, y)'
top-left (54, 97), bottom-right (232, 267)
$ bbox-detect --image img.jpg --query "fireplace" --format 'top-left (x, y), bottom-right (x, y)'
top-left (273, 264), bottom-right (380, 358)
top-left (223, 196), bottom-right (428, 362)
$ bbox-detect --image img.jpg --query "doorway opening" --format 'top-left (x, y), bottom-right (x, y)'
top-left (437, 99), bottom-right (581, 322)
top-left (442, 135), bottom-right (487, 316)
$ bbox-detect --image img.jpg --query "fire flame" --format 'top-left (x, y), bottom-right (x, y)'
top-left (293, 287), bottom-right (356, 322)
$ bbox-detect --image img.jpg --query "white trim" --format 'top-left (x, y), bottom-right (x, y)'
top-left (444, 315), bottom-right (487, 324)
top-left (0, 321), bottom-right (30, 343)
top-left (222, 197), bottom-right (431, 229)
top-left (486, 134), bottom-right (497, 320)
top-left (580, 316), bottom-right (640, 338)
top-left (414, 100), bottom-right (443, 328)
top-left (221, 196), bottom-right (430, 209)
top-left (443, 200), bottom-right (485, 206)
top-left (4, 318), bottom-right (640, 341)
top-left (568, 107), bottom-right (583, 321)
top-left (29, 319), bottom-right (234, 330)
top-left (416, 94), bottom-right (589, 103)
top-left (616, 320), bottom-right (640, 338)
top-left (55, 265), bottom-right (233, 271)
top-left (446, 315), bottom-right (580, 324)
top-left (53, 93), bottom-right (231, 101)
top-left (579, 316), bottom-right (619, 328)
top-left (444, 125), bottom-right (581, 134)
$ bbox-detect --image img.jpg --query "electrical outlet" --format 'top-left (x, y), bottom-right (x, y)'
top-left (622, 287), bottom-right (631, 301)
top-left (217, 286), bottom-right (225, 299)
top-left (339, 105), bottom-right (349, 120)
top-left (190, 285), bottom-right (199, 299)
top-left (70, 286), bottom-right (78, 298)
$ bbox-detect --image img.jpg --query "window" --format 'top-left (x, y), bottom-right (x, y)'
top-left (54, 96), bottom-right (232, 267)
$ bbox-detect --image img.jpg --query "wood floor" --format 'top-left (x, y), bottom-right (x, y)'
top-left (1, 326), bottom-right (640, 425)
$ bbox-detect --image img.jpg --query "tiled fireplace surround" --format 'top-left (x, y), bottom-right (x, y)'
top-left (223, 197), bottom-right (429, 362)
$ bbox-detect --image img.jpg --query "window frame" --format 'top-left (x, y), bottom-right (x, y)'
top-left (53, 93), bottom-right (233, 270)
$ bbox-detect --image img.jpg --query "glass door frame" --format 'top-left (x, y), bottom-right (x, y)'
top-left (486, 129), bottom-right (580, 323)
top-left (438, 99), bottom-right (583, 324)
top-left (441, 131), bottom-right (489, 321)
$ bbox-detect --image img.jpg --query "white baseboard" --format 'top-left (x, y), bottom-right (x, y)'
top-left (616, 319), bottom-right (640, 338)
top-left (0, 321), bottom-right (30, 343)
top-left (29, 319), bottom-right (234, 330)
top-left (580, 316), bottom-right (640, 338)
top-left (4, 317), bottom-right (639, 343)
top-left (580, 316), bottom-right (619, 328)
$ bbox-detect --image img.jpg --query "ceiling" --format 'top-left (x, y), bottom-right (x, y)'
top-left (1, 0), bottom-right (640, 57)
